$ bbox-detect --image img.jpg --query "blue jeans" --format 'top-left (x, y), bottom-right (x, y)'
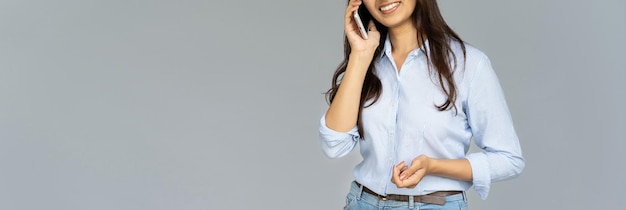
top-left (344, 182), bottom-right (468, 210)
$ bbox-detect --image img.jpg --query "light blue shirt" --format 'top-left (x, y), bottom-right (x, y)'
top-left (319, 36), bottom-right (525, 200)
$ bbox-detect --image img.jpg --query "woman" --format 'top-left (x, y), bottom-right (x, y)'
top-left (318, 0), bottom-right (525, 209)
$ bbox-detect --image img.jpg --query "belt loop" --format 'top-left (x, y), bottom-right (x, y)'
top-left (408, 195), bottom-right (415, 209)
top-left (356, 182), bottom-right (364, 200)
top-left (462, 191), bottom-right (467, 202)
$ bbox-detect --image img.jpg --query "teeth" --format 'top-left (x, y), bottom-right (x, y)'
top-left (380, 2), bottom-right (399, 12)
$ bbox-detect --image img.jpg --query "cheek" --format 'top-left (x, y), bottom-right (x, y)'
top-left (404, 0), bottom-right (418, 15)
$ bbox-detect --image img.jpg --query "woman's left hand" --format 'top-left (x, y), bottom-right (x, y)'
top-left (391, 155), bottom-right (431, 188)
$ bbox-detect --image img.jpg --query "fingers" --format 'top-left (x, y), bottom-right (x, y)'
top-left (391, 161), bottom-right (405, 185)
top-left (344, 0), bottom-right (361, 24)
top-left (400, 155), bottom-right (430, 180)
top-left (400, 161), bottom-right (419, 180)
top-left (392, 159), bottom-right (426, 189)
top-left (349, 0), bottom-right (362, 7)
top-left (344, 4), bottom-right (359, 36)
top-left (394, 168), bottom-right (426, 188)
top-left (401, 169), bottom-right (426, 189)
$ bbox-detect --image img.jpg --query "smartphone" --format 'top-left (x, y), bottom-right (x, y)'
top-left (353, 10), bottom-right (368, 39)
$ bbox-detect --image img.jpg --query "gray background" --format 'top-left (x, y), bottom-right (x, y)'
top-left (1, 0), bottom-right (624, 209)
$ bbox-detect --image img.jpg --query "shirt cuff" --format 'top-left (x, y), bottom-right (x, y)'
top-left (318, 114), bottom-right (360, 159)
top-left (466, 152), bottom-right (491, 200)
top-left (319, 114), bottom-right (359, 147)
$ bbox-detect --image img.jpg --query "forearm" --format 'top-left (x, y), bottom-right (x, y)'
top-left (427, 158), bottom-right (473, 182)
top-left (325, 53), bottom-right (372, 132)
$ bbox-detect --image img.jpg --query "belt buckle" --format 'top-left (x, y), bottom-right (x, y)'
top-left (380, 196), bottom-right (388, 201)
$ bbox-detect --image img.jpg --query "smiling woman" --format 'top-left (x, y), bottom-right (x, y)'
top-left (319, 0), bottom-right (525, 209)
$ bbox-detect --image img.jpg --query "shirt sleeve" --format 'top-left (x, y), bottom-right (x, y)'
top-left (318, 113), bottom-right (360, 159)
top-left (464, 56), bottom-right (526, 200)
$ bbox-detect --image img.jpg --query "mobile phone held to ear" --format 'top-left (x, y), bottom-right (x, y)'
top-left (353, 10), bottom-right (368, 39)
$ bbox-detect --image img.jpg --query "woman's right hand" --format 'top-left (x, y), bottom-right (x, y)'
top-left (345, 0), bottom-right (380, 57)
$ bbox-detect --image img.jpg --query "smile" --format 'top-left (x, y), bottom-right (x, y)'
top-left (380, 2), bottom-right (400, 14)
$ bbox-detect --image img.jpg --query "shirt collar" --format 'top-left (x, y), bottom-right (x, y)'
top-left (381, 34), bottom-right (393, 59)
top-left (380, 34), bottom-right (430, 59)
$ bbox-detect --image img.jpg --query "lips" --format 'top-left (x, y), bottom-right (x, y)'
top-left (379, 2), bottom-right (400, 14)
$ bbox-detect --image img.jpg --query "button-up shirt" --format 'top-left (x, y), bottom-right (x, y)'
top-left (319, 36), bottom-right (525, 200)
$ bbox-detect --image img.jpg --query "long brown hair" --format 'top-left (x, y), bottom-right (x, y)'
top-left (326, 0), bottom-right (466, 137)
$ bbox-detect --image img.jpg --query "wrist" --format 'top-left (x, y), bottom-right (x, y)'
top-left (349, 50), bottom-right (375, 61)
top-left (345, 53), bottom-right (374, 76)
top-left (426, 156), bottom-right (438, 175)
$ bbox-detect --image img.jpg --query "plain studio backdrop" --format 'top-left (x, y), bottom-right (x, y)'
top-left (1, 0), bottom-right (624, 209)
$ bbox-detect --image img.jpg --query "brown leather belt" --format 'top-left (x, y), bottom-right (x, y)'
top-left (355, 182), bottom-right (462, 205)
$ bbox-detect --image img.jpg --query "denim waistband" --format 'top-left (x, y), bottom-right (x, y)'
top-left (348, 181), bottom-right (466, 208)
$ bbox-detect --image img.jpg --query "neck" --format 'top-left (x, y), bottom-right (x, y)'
top-left (388, 20), bottom-right (424, 54)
